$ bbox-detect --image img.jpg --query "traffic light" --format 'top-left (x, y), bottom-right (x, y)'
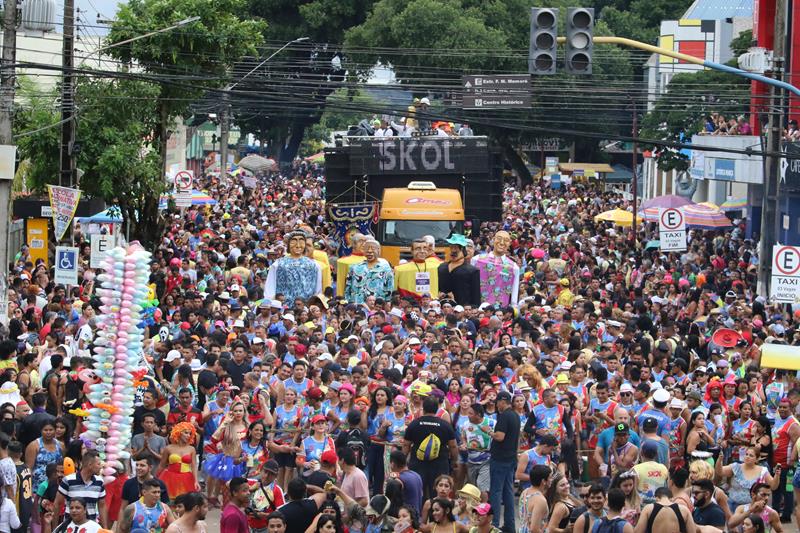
top-left (565, 8), bottom-right (594, 74)
top-left (529, 8), bottom-right (558, 75)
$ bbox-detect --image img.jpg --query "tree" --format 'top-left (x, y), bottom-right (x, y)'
top-left (640, 39), bottom-right (752, 171)
top-left (344, 0), bottom-right (634, 182)
top-left (600, 0), bottom-right (694, 45)
top-left (15, 76), bottom-right (166, 244)
top-left (102, 0), bottom-right (265, 242)
top-left (235, 0), bottom-right (377, 164)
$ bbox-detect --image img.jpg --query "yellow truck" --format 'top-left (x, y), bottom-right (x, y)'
top-left (377, 181), bottom-right (464, 265)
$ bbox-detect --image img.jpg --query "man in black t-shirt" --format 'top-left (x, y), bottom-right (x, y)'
top-left (487, 391), bottom-right (520, 533)
top-left (226, 343), bottom-right (252, 389)
top-left (278, 478), bottom-right (328, 533)
top-left (402, 396), bottom-right (458, 500)
top-left (132, 389), bottom-right (167, 436)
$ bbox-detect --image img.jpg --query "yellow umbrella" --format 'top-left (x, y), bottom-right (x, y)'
top-left (594, 208), bottom-right (643, 227)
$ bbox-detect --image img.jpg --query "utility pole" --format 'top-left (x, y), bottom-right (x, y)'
top-left (758, 0), bottom-right (787, 297)
top-left (219, 92), bottom-right (229, 179)
top-left (631, 97), bottom-right (638, 246)
top-left (0, 0), bottom-right (16, 329)
top-left (60, 0), bottom-right (76, 188)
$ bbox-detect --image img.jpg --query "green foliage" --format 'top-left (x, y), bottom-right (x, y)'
top-left (13, 77), bottom-right (60, 189)
top-left (299, 89), bottom-right (378, 155)
top-left (730, 30), bottom-right (754, 57)
top-left (107, 0), bottom-right (266, 116)
top-left (600, 0), bottom-right (693, 45)
top-left (14, 76), bottom-right (167, 244)
top-left (248, 0), bottom-right (376, 44)
top-left (641, 33), bottom-right (752, 171)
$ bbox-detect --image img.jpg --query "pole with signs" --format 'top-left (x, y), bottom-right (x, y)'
top-left (173, 170), bottom-right (193, 208)
top-left (90, 234), bottom-right (114, 269)
top-left (54, 246), bottom-right (79, 285)
top-left (770, 245), bottom-right (800, 303)
top-left (658, 207), bottom-right (687, 252)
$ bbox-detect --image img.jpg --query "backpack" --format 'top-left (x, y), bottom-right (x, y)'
top-left (415, 433), bottom-right (442, 462)
top-left (591, 517), bottom-right (626, 533)
top-left (345, 429), bottom-right (367, 469)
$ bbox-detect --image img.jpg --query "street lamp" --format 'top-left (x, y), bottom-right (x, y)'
top-left (93, 16), bottom-right (201, 54)
top-left (218, 37), bottom-right (309, 176)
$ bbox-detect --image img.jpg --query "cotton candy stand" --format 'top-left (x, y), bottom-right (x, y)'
top-left (82, 244), bottom-right (151, 482)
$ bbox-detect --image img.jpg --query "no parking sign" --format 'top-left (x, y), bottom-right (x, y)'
top-left (658, 207), bottom-right (687, 252)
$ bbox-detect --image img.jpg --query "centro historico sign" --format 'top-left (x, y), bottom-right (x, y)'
top-left (348, 138), bottom-right (490, 175)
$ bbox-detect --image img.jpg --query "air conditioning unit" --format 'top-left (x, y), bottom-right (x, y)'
top-left (738, 47), bottom-right (773, 74)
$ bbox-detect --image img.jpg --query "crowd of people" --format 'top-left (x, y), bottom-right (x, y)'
top-left (700, 113), bottom-right (753, 136)
top-left (0, 154), bottom-right (797, 533)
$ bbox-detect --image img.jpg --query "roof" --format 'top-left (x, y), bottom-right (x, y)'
top-left (605, 164), bottom-right (635, 183)
top-left (380, 187), bottom-right (464, 220)
top-left (558, 163), bottom-right (615, 174)
top-left (685, 0), bottom-right (753, 19)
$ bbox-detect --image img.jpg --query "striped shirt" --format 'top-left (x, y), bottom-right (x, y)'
top-left (57, 472), bottom-right (105, 521)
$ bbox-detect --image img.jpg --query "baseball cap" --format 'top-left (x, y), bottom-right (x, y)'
top-left (473, 503), bottom-right (493, 517)
top-left (165, 350), bottom-right (181, 362)
top-left (252, 337), bottom-right (264, 345)
top-left (310, 414), bottom-right (327, 424)
top-left (642, 417), bottom-right (659, 431)
top-left (716, 359), bottom-right (729, 368)
top-left (619, 383), bottom-right (634, 394)
top-left (641, 440), bottom-right (660, 456)
top-left (282, 314), bottom-right (296, 323)
top-left (670, 398), bottom-right (685, 409)
top-left (263, 459), bottom-right (279, 473)
top-left (496, 391), bottom-right (512, 403)
top-left (320, 449), bottom-right (338, 465)
top-left (453, 305), bottom-right (464, 313)
top-left (615, 423), bottom-right (629, 435)
top-left (307, 388), bottom-right (325, 401)
top-left (408, 337), bottom-right (422, 345)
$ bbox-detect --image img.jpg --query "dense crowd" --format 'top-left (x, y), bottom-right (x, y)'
top-left (0, 158), bottom-right (796, 533)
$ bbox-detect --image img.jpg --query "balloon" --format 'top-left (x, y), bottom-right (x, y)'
top-left (64, 458), bottom-right (76, 476)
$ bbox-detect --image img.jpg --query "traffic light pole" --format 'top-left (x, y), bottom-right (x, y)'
top-left (555, 35), bottom-right (800, 98)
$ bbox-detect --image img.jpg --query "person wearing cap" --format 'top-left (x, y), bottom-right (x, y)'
top-left (486, 390), bottom-right (519, 533)
top-left (402, 397), bottom-right (458, 500)
top-left (593, 408), bottom-right (641, 474)
top-left (438, 234), bottom-right (481, 307)
top-left (297, 414), bottom-right (335, 477)
top-left (264, 230), bottom-right (322, 304)
top-left (635, 388), bottom-right (671, 436)
top-left (469, 502), bottom-right (501, 533)
top-left (632, 440), bottom-right (669, 504)
top-left (394, 238), bottom-right (440, 301)
top-left (640, 416), bottom-right (669, 466)
top-left (344, 239), bottom-right (394, 304)
top-left (248, 459), bottom-right (285, 530)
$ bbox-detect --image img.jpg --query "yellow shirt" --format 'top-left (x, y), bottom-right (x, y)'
top-left (336, 254), bottom-right (366, 297)
top-left (394, 259), bottom-right (440, 299)
top-left (555, 288), bottom-right (575, 307)
top-left (313, 250), bottom-right (332, 290)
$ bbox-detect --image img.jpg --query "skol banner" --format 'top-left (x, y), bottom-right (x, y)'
top-left (328, 203), bottom-right (377, 257)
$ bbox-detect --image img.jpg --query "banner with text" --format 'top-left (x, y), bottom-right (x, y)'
top-left (328, 204), bottom-right (377, 257)
top-left (47, 185), bottom-right (82, 241)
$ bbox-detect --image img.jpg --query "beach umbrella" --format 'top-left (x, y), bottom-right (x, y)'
top-left (159, 190), bottom-right (218, 208)
top-left (238, 154), bottom-right (278, 173)
top-left (594, 209), bottom-right (642, 227)
top-left (721, 198), bottom-right (747, 211)
top-left (683, 204), bottom-right (731, 229)
top-left (640, 194), bottom-right (695, 210)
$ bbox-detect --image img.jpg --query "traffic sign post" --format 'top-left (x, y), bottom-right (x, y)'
top-left (173, 169), bottom-right (194, 208)
top-left (771, 245), bottom-right (800, 303)
top-left (462, 74), bottom-right (531, 109)
top-left (54, 246), bottom-right (79, 285)
top-left (658, 207), bottom-right (687, 251)
top-left (90, 234), bottom-right (114, 269)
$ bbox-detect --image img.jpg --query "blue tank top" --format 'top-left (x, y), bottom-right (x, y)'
top-left (132, 499), bottom-right (167, 533)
